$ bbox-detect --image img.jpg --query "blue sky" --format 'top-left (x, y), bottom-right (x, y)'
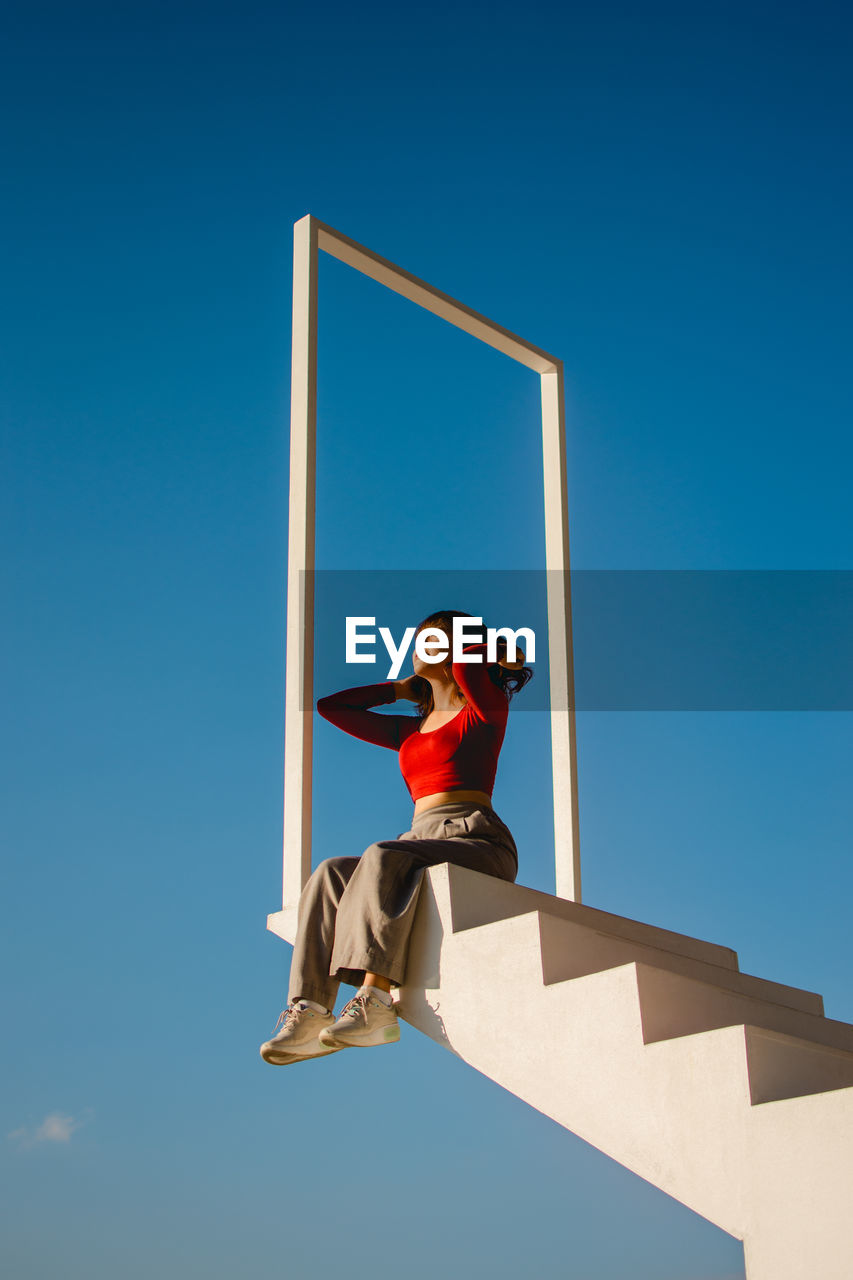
top-left (2, 2), bottom-right (852, 1276)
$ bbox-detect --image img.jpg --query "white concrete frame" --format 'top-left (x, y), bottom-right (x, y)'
top-left (279, 214), bottom-right (580, 925)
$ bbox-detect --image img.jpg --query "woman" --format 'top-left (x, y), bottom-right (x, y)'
top-left (260, 609), bottom-right (533, 1065)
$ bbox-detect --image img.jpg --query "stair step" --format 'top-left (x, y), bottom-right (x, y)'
top-left (637, 1020), bottom-right (853, 1114)
top-left (632, 961), bottom-right (853, 1053)
top-left (443, 862), bottom-right (740, 972)
top-left (535, 910), bottom-right (823, 1016)
top-left (742, 1026), bottom-right (853, 1105)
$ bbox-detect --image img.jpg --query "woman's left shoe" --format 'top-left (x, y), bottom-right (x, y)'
top-left (318, 988), bottom-right (400, 1049)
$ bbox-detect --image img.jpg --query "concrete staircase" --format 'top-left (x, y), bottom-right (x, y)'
top-left (268, 864), bottom-right (853, 1277)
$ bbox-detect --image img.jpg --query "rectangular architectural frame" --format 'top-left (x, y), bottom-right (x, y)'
top-left (272, 214), bottom-right (581, 940)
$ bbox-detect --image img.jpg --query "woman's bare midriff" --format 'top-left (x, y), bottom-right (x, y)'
top-left (413, 788), bottom-right (493, 817)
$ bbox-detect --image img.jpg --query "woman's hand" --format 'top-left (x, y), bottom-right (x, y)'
top-left (393, 673), bottom-right (428, 703)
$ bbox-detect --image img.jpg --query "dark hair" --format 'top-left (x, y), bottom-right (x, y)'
top-left (411, 609), bottom-right (534, 720)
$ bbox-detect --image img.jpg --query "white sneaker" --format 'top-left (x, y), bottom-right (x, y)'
top-left (259, 1000), bottom-right (344, 1065)
top-left (318, 988), bottom-right (400, 1049)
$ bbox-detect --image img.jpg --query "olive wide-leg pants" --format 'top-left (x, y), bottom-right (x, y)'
top-left (287, 801), bottom-right (519, 1010)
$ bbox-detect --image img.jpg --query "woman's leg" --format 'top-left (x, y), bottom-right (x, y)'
top-left (362, 970), bottom-right (393, 991)
top-left (287, 855), bottom-right (359, 1010)
top-left (330, 808), bottom-right (517, 991)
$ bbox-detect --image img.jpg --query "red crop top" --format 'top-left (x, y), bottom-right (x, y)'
top-left (315, 642), bottom-right (509, 801)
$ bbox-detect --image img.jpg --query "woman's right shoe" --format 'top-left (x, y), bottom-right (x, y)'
top-left (260, 1000), bottom-right (344, 1065)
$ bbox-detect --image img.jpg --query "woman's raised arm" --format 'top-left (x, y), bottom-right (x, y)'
top-left (451, 642), bottom-right (511, 727)
top-left (316, 682), bottom-right (418, 750)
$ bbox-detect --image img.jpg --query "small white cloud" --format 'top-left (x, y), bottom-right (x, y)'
top-left (34, 1113), bottom-right (79, 1143)
top-left (8, 1109), bottom-right (92, 1148)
